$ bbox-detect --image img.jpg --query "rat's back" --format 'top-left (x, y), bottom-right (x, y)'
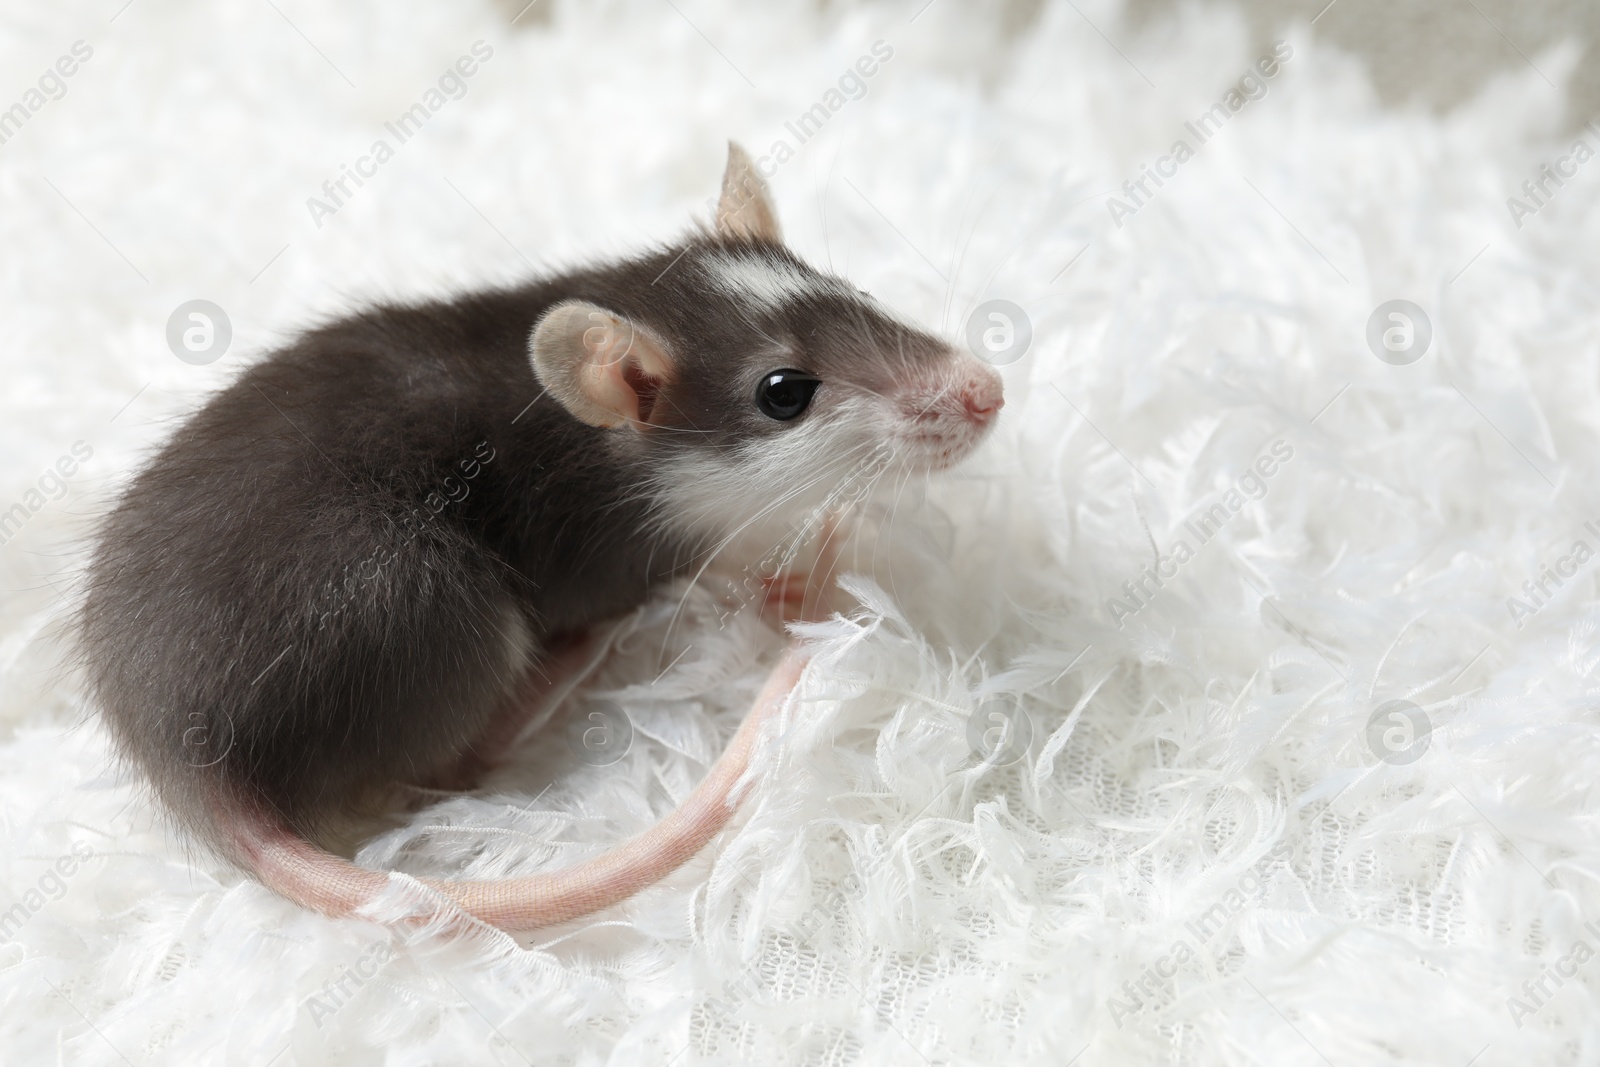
top-left (79, 284), bottom-right (660, 853)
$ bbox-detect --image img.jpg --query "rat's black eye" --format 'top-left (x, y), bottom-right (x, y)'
top-left (754, 369), bottom-right (820, 421)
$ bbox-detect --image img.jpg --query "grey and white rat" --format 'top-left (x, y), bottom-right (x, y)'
top-left (79, 144), bottom-right (1003, 931)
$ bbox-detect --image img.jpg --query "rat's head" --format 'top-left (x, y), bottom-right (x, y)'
top-left (529, 142), bottom-right (1003, 545)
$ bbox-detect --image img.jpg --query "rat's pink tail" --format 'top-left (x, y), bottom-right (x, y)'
top-left (228, 646), bottom-right (807, 932)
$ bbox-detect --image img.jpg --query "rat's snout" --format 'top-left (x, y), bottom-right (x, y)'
top-left (894, 355), bottom-right (1005, 428)
top-left (958, 364), bottom-right (1005, 426)
top-left (887, 353), bottom-right (1005, 470)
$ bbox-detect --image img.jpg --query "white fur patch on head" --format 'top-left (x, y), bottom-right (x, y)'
top-left (703, 251), bottom-right (853, 317)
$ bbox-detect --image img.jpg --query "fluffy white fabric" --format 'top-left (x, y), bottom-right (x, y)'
top-left (2, 0), bottom-right (1596, 1063)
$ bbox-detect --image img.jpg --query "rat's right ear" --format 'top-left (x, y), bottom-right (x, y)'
top-left (716, 141), bottom-right (782, 243)
top-left (529, 301), bottom-right (676, 430)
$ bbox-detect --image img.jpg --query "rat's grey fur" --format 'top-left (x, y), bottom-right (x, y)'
top-left (79, 230), bottom-right (970, 865)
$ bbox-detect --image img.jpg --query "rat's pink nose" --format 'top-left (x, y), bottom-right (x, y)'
top-left (960, 370), bottom-right (1005, 424)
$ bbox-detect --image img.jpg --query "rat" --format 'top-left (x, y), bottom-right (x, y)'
top-left (79, 143), bottom-right (1004, 932)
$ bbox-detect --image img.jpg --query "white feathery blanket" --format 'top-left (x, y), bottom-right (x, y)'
top-left (0, 1), bottom-right (1597, 1063)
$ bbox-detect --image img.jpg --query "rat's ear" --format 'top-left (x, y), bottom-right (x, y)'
top-left (716, 141), bottom-right (782, 243)
top-left (529, 301), bottom-right (675, 430)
